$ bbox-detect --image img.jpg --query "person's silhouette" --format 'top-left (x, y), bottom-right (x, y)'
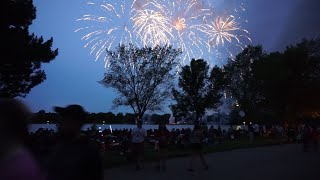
top-left (47, 104), bottom-right (103, 180)
top-left (0, 98), bottom-right (45, 180)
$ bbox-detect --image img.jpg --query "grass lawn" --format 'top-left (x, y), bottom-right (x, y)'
top-left (103, 137), bottom-right (287, 169)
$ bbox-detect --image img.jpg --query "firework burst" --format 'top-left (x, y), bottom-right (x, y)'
top-left (204, 16), bottom-right (241, 47)
top-left (75, 0), bottom-right (137, 66)
top-left (166, 0), bottom-right (211, 64)
top-left (197, 15), bottom-right (251, 59)
top-left (132, 9), bottom-right (173, 47)
top-left (139, 0), bottom-right (212, 65)
top-left (76, 0), bottom-right (252, 67)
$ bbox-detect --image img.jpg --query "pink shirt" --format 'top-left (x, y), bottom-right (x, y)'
top-left (0, 149), bottom-right (46, 180)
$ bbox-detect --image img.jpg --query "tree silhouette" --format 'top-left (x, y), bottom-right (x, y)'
top-left (100, 44), bottom-right (181, 119)
top-left (254, 39), bottom-right (320, 121)
top-left (226, 39), bottom-right (320, 123)
top-left (224, 46), bottom-right (266, 123)
top-left (171, 59), bottom-right (223, 122)
top-left (0, 0), bottom-right (58, 98)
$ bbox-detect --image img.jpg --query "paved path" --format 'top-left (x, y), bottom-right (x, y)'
top-left (104, 144), bottom-right (319, 180)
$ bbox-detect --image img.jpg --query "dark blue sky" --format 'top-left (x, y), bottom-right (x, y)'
top-left (23, 0), bottom-right (320, 113)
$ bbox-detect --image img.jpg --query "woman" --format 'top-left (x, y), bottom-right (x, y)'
top-left (155, 122), bottom-right (171, 171)
top-left (187, 123), bottom-right (208, 171)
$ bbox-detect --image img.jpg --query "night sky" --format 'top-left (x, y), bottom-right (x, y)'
top-left (23, 0), bottom-right (320, 113)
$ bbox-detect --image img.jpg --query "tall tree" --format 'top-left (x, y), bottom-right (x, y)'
top-left (0, 0), bottom-right (58, 97)
top-left (224, 45), bottom-right (266, 123)
top-left (252, 52), bottom-right (287, 122)
top-left (100, 44), bottom-right (181, 119)
top-left (208, 65), bottom-right (225, 106)
top-left (171, 59), bottom-right (223, 122)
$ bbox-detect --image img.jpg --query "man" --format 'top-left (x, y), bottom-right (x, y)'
top-left (131, 120), bottom-right (147, 170)
top-left (47, 105), bottom-right (103, 180)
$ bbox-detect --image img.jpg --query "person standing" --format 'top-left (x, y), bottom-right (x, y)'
top-left (187, 123), bottom-right (209, 171)
top-left (155, 122), bottom-right (171, 171)
top-left (47, 105), bottom-right (103, 180)
top-left (248, 124), bottom-right (254, 144)
top-left (131, 120), bottom-right (147, 171)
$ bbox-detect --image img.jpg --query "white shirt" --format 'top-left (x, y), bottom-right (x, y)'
top-left (131, 127), bottom-right (147, 143)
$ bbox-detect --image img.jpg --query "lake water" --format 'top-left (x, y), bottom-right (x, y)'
top-left (29, 124), bottom-right (244, 133)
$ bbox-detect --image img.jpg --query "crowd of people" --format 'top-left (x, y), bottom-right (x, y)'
top-left (27, 115), bottom-right (320, 171)
top-left (1, 98), bottom-right (319, 179)
top-left (28, 123), bottom-right (253, 160)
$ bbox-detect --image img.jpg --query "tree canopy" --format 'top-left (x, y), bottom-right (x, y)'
top-left (100, 44), bottom-right (181, 119)
top-left (224, 39), bottom-right (320, 123)
top-left (171, 59), bottom-right (224, 122)
top-left (224, 45), bottom-right (266, 123)
top-left (0, 0), bottom-right (58, 98)
top-left (253, 38), bottom-right (320, 122)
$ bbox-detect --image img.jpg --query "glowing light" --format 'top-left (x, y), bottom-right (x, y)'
top-left (174, 17), bottom-right (186, 31)
top-left (109, 125), bottom-right (113, 134)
